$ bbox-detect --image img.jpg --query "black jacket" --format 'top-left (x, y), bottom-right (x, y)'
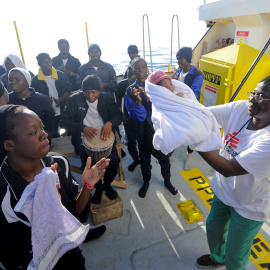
top-left (31, 70), bottom-right (71, 112)
top-left (8, 88), bottom-right (55, 133)
top-left (60, 91), bottom-right (122, 149)
top-left (52, 54), bottom-right (81, 92)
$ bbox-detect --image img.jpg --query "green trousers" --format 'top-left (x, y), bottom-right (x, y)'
top-left (207, 195), bottom-right (263, 270)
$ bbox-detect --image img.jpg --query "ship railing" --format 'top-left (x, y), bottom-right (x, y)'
top-left (142, 14), bottom-right (153, 72)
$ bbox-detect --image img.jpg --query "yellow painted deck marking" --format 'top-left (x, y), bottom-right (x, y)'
top-left (179, 168), bottom-right (270, 269)
top-left (176, 199), bottom-right (204, 224)
top-left (180, 168), bottom-right (213, 210)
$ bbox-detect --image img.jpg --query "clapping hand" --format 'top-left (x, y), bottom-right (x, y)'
top-left (82, 157), bottom-right (110, 185)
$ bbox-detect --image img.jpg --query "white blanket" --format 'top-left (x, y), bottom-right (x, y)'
top-left (14, 168), bottom-right (89, 270)
top-left (145, 79), bottom-right (222, 154)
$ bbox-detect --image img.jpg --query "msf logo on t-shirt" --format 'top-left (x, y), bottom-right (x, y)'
top-left (224, 132), bottom-right (239, 157)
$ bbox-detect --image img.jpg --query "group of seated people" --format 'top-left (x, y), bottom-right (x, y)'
top-left (1, 40), bottom-right (269, 270)
top-left (1, 42), bottom-right (202, 203)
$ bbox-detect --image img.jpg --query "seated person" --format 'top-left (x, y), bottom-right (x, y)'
top-left (7, 67), bottom-right (55, 142)
top-left (0, 65), bottom-right (6, 76)
top-left (0, 104), bottom-right (109, 269)
top-left (52, 39), bottom-right (81, 92)
top-left (0, 80), bottom-right (8, 106)
top-left (76, 44), bottom-right (117, 94)
top-left (1, 54), bottom-right (35, 92)
top-left (31, 53), bottom-right (71, 138)
top-left (60, 74), bottom-right (122, 204)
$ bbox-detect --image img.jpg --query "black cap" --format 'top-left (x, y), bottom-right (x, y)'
top-left (176, 47), bottom-right (192, 63)
top-left (36, 53), bottom-right (51, 66)
top-left (58, 39), bottom-right (69, 47)
top-left (82, 74), bottom-right (103, 91)
top-left (128, 45), bottom-right (139, 54)
top-left (88, 44), bottom-right (101, 56)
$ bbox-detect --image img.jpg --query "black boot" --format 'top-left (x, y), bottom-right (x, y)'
top-left (138, 181), bottom-right (149, 198)
top-left (128, 160), bottom-right (140, 171)
top-left (164, 179), bottom-right (178, 195)
top-left (84, 225), bottom-right (106, 242)
top-left (121, 149), bottom-right (126, 158)
top-left (92, 185), bottom-right (103, 204)
top-left (103, 184), bottom-right (118, 200)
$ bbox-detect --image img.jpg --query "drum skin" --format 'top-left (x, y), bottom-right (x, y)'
top-left (83, 126), bottom-right (115, 161)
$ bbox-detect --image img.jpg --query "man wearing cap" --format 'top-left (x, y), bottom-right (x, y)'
top-left (60, 74), bottom-right (122, 204)
top-left (174, 46), bottom-right (203, 101)
top-left (76, 44), bottom-right (117, 94)
top-left (123, 45), bottom-right (139, 79)
top-left (52, 39), bottom-right (81, 92)
top-left (31, 53), bottom-right (71, 137)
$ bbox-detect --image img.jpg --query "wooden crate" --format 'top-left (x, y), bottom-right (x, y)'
top-left (90, 193), bottom-right (123, 225)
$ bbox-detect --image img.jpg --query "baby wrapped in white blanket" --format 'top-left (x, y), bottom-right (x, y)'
top-left (145, 71), bottom-right (222, 155)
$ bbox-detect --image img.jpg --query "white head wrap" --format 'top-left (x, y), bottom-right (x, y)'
top-left (3, 54), bottom-right (26, 70)
top-left (8, 68), bottom-right (31, 87)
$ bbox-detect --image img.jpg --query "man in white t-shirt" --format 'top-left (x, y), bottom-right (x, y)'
top-left (60, 75), bottom-right (122, 204)
top-left (31, 53), bottom-right (71, 137)
top-left (196, 77), bottom-right (270, 270)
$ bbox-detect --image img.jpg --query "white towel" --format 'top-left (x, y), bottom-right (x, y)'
top-left (14, 168), bottom-right (89, 270)
top-left (145, 80), bottom-right (223, 154)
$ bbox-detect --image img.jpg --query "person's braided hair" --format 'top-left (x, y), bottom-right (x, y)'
top-left (0, 105), bottom-right (27, 164)
top-left (4, 106), bottom-right (27, 140)
top-left (260, 76), bottom-right (270, 86)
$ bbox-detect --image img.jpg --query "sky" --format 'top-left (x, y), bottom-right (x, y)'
top-left (0, 0), bottom-right (216, 75)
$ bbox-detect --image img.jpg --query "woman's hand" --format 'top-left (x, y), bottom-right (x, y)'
top-left (51, 163), bottom-right (58, 172)
top-left (130, 87), bottom-right (142, 103)
top-left (82, 157), bottom-right (110, 185)
top-left (51, 163), bottom-right (61, 200)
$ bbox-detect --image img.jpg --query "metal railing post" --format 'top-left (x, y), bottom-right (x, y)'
top-left (171, 15), bottom-right (180, 67)
top-left (142, 14), bottom-right (153, 72)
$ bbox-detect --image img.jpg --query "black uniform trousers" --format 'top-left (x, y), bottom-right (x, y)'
top-left (136, 121), bottom-right (171, 182)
